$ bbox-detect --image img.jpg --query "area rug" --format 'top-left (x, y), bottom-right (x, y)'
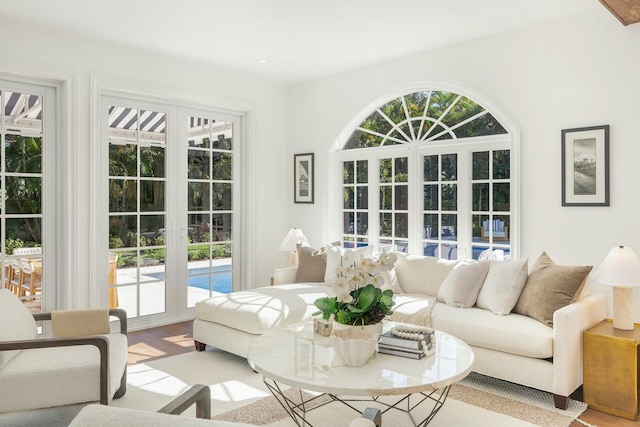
top-left (109, 349), bottom-right (588, 427)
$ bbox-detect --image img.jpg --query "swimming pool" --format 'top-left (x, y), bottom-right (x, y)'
top-left (146, 265), bottom-right (232, 293)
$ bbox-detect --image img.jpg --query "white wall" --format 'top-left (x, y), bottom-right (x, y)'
top-left (0, 17), bottom-right (289, 308)
top-left (287, 11), bottom-right (640, 319)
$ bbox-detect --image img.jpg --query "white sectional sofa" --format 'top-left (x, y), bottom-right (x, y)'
top-left (193, 250), bottom-right (606, 409)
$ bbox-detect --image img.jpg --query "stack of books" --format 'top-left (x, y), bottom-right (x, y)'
top-left (378, 328), bottom-right (435, 359)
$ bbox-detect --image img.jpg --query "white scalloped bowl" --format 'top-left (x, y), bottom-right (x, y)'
top-left (331, 335), bottom-right (377, 367)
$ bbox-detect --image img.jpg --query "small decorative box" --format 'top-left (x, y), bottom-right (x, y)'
top-left (314, 318), bottom-right (333, 337)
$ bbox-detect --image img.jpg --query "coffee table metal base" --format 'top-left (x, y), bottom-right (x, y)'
top-left (263, 377), bottom-right (451, 427)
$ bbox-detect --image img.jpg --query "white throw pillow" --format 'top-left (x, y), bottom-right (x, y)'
top-left (324, 244), bottom-right (374, 283)
top-left (476, 258), bottom-right (529, 315)
top-left (394, 255), bottom-right (459, 296)
top-left (0, 289), bottom-right (37, 368)
top-left (437, 260), bottom-right (490, 308)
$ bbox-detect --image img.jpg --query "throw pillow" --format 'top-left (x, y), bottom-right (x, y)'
top-left (514, 252), bottom-right (592, 326)
top-left (295, 244), bottom-right (327, 282)
top-left (324, 244), bottom-right (373, 283)
top-left (437, 260), bottom-right (490, 308)
top-left (394, 255), bottom-right (459, 296)
top-left (476, 257), bottom-right (529, 315)
top-left (0, 289), bottom-right (37, 368)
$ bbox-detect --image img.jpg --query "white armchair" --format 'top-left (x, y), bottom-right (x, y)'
top-left (70, 384), bottom-right (382, 426)
top-left (0, 289), bottom-right (128, 413)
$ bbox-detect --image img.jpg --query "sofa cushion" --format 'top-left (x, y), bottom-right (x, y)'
top-left (437, 260), bottom-right (490, 308)
top-left (0, 289), bottom-right (37, 369)
top-left (514, 252), bottom-right (592, 326)
top-left (394, 255), bottom-right (458, 296)
top-left (476, 258), bottom-right (529, 315)
top-left (431, 303), bottom-right (553, 358)
top-left (0, 333), bottom-right (127, 412)
top-left (194, 284), bottom-right (331, 335)
top-left (295, 244), bottom-right (327, 283)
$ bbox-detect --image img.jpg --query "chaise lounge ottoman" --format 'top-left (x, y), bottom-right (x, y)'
top-left (193, 283), bottom-right (331, 356)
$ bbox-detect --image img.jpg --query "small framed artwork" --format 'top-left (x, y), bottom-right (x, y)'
top-left (561, 125), bottom-right (610, 206)
top-left (294, 153), bottom-right (314, 204)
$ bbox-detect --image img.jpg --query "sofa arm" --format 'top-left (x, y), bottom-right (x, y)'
top-left (274, 266), bottom-right (298, 285)
top-left (552, 293), bottom-right (607, 398)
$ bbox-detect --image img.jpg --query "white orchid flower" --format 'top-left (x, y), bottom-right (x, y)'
top-left (336, 291), bottom-right (353, 303)
top-left (378, 251), bottom-right (398, 270)
top-left (332, 276), bottom-right (350, 295)
top-left (342, 264), bottom-right (357, 280)
top-left (342, 250), bottom-right (356, 266)
top-left (370, 273), bottom-right (384, 288)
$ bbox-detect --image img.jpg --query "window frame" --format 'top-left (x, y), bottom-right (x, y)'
top-left (330, 86), bottom-right (519, 260)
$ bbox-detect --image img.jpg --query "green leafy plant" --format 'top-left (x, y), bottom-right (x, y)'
top-left (314, 251), bottom-right (397, 326)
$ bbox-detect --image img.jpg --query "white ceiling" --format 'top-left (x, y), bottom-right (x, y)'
top-left (0, 0), bottom-right (603, 84)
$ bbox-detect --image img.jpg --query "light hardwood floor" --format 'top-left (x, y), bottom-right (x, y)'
top-left (127, 321), bottom-right (637, 427)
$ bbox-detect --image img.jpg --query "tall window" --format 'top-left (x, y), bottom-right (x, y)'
top-left (339, 90), bottom-right (514, 260)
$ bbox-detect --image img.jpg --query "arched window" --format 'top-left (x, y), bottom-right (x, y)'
top-left (337, 89), bottom-right (516, 260)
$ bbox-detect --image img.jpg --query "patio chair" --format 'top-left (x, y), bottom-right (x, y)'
top-left (0, 289), bottom-right (128, 413)
top-left (19, 258), bottom-right (42, 299)
top-left (481, 219), bottom-right (509, 241)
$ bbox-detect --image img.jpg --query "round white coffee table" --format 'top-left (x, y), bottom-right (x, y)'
top-left (247, 322), bottom-right (474, 426)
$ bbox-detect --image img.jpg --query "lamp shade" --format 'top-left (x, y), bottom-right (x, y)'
top-left (278, 228), bottom-right (308, 252)
top-left (591, 246), bottom-right (640, 287)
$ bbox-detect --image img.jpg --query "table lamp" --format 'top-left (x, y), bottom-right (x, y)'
top-left (278, 228), bottom-right (308, 267)
top-left (591, 245), bottom-right (640, 330)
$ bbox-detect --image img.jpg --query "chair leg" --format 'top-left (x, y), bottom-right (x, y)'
top-left (114, 367), bottom-right (127, 399)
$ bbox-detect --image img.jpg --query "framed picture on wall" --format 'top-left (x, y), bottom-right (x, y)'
top-left (294, 153), bottom-right (314, 204)
top-left (561, 125), bottom-right (610, 206)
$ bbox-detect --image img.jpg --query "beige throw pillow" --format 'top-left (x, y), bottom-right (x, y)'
top-left (476, 258), bottom-right (529, 315)
top-left (514, 252), bottom-right (592, 326)
top-left (295, 244), bottom-right (327, 282)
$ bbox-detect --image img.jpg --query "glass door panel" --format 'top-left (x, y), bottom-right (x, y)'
top-left (1, 89), bottom-right (46, 315)
top-left (186, 116), bottom-right (234, 307)
top-left (108, 106), bottom-right (167, 319)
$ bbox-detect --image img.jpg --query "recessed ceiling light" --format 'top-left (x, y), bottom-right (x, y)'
top-left (257, 59), bottom-right (268, 64)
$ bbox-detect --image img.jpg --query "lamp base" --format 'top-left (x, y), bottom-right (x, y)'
top-left (612, 286), bottom-right (634, 330)
top-left (289, 251), bottom-right (299, 268)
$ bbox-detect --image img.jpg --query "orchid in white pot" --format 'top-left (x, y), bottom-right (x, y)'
top-left (313, 250), bottom-right (397, 326)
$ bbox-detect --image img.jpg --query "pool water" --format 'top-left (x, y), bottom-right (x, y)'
top-left (146, 265), bottom-right (232, 294)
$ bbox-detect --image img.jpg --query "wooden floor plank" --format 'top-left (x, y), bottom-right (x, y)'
top-left (128, 321), bottom-right (638, 426)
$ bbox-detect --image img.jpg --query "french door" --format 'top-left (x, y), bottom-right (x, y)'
top-left (103, 96), bottom-right (240, 327)
top-left (0, 79), bottom-right (56, 315)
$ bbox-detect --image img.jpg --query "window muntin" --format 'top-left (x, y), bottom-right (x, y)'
top-left (1, 89), bottom-right (45, 310)
top-left (379, 157), bottom-right (409, 253)
top-left (423, 153), bottom-right (459, 259)
top-left (108, 105), bottom-right (168, 317)
top-left (187, 115), bottom-right (234, 304)
top-left (471, 149), bottom-right (511, 260)
top-left (342, 160), bottom-right (369, 248)
top-left (339, 89), bottom-right (512, 260)
top-left (344, 91), bottom-right (507, 149)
